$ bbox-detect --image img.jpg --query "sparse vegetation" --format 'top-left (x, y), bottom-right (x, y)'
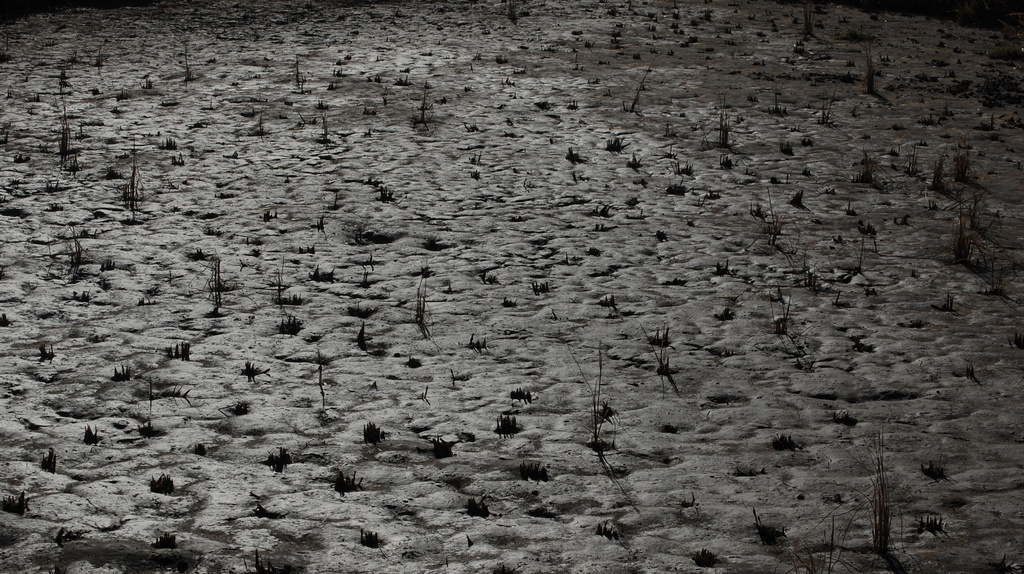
top-left (0, 2), bottom-right (1019, 572)
top-left (495, 414), bottom-right (519, 437)
top-left (432, 437), bottom-right (454, 459)
top-left (693, 548), bottom-right (717, 567)
top-left (754, 508), bottom-right (786, 545)
top-left (41, 447), bottom-right (56, 473)
top-left (153, 532), bottom-right (176, 549)
top-left (2, 492), bottom-right (27, 515)
top-left (772, 434), bottom-right (801, 451)
top-left (84, 425), bottom-right (100, 445)
top-left (520, 461), bottom-right (549, 481)
top-left (467, 497), bottom-right (489, 518)
top-left (149, 473), bottom-right (174, 495)
top-left (334, 470), bottom-right (363, 495)
top-left (263, 447), bottom-right (291, 473)
top-left (364, 422), bottom-right (386, 444)
top-left (870, 432), bottom-right (891, 557)
top-left (242, 361), bottom-right (270, 383)
top-left (359, 528), bottom-right (381, 548)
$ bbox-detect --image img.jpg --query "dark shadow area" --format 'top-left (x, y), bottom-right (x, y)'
top-left (793, 0), bottom-right (1021, 28)
top-left (1, 0), bottom-right (425, 22)
top-left (2, 0), bottom-right (158, 21)
top-left (3, 0), bottom-right (1021, 27)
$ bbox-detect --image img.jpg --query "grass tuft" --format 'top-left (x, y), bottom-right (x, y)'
top-left (41, 448), bottom-right (56, 473)
top-left (152, 532), bottom-right (176, 549)
top-left (149, 474), bottom-right (174, 495)
top-left (753, 508), bottom-right (786, 545)
top-left (692, 548), bottom-right (716, 567)
top-left (364, 422), bottom-right (386, 444)
top-left (467, 497), bottom-right (489, 517)
top-left (263, 447), bottom-right (291, 472)
top-left (1, 492), bottom-right (28, 515)
top-left (334, 470), bottom-right (363, 495)
top-left (360, 528), bottom-right (381, 548)
top-left (921, 460), bottom-right (949, 482)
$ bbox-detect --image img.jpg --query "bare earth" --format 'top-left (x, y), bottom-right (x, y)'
top-left (1, 1), bottom-right (1023, 572)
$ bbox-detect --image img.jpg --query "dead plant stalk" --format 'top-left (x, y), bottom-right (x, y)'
top-left (870, 431), bottom-right (891, 557)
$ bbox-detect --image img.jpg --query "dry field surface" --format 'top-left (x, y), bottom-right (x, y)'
top-left (1, 0), bottom-right (1024, 572)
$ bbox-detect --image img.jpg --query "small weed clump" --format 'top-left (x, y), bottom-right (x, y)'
top-left (565, 147), bottom-right (587, 164)
top-left (511, 387), bottom-right (533, 403)
top-left (605, 137), bottom-right (628, 153)
top-left (364, 422), bottom-right (386, 444)
top-left (495, 415), bottom-right (519, 437)
top-left (1010, 332), bottom-right (1024, 349)
top-left (39, 344), bottom-right (55, 362)
top-left (693, 548), bottom-right (717, 567)
top-left (84, 425), bottom-right (100, 445)
top-left (165, 341), bottom-right (192, 360)
top-left (309, 265), bottom-right (335, 283)
top-left (519, 462), bottom-right (549, 481)
top-left (251, 550), bottom-right (290, 574)
top-left (771, 434), bottom-right (801, 451)
top-left (54, 527), bottom-right (85, 547)
top-left (334, 470), bottom-right (363, 495)
top-left (714, 308), bottom-right (735, 321)
top-left (467, 497), bottom-right (489, 518)
top-left (852, 151), bottom-right (876, 185)
top-left (41, 448), bottom-right (56, 473)
top-left (917, 515), bottom-right (946, 536)
top-left (2, 492), bottom-right (28, 515)
top-left (152, 533), bottom-right (176, 549)
top-left (278, 315), bottom-right (302, 336)
top-left (754, 508), bottom-right (786, 545)
top-left (921, 460), bottom-right (948, 482)
top-left (596, 522), bottom-right (620, 540)
top-left (138, 420), bottom-right (163, 437)
top-left (467, 334), bottom-right (488, 352)
top-left (225, 401), bottom-right (250, 416)
top-left (360, 528), bottom-right (381, 548)
top-left (432, 437), bottom-right (454, 459)
top-left (832, 410), bottom-right (858, 426)
top-left (263, 448), bottom-right (291, 472)
top-left (242, 361), bottom-right (270, 382)
top-left (254, 503), bottom-right (283, 519)
top-left (150, 474), bottom-right (174, 495)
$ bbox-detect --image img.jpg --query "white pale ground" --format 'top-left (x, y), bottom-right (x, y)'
top-left (1, 0), bottom-right (1023, 572)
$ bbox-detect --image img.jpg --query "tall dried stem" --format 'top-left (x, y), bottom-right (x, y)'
top-left (717, 97), bottom-right (730, 147)
top-left (122, 151), bottom-right (141, 215)
top-left (864, 44), bottom-right (875, 95)
top-left (209, 257), bottom-right (223, 311)
top-left (952, 141), bottom-right (970, 182)
top-left (870, 431), bottom-right (891, 557)
top-left (414, 277), bottom-right (429, 337)
top-left (802, 0), bottom-right (815, 37)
